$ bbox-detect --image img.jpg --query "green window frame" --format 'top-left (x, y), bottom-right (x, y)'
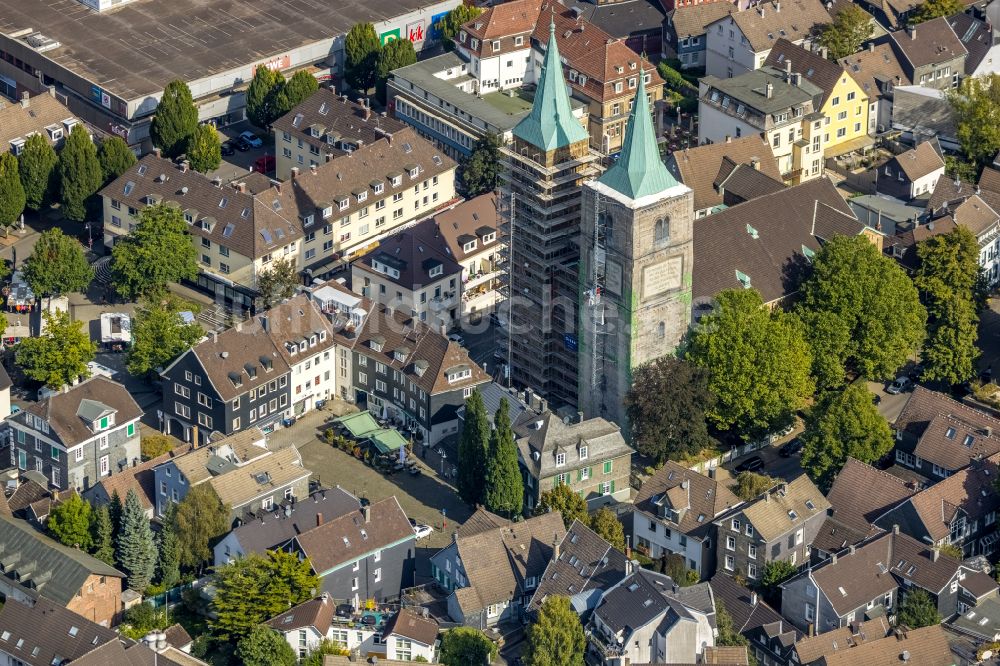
top-left (603, 460), bottom-right (613, 474)
top-left (126, 423), bottom-right (135, 437)
top-left (99, 416), bottom-right (109, 430)
top-left (50, 446), bottom-right (59, 461)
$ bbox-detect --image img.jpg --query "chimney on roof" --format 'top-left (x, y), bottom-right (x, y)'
top-left (261, 315), bottom-right (269, 332)
top-left (751, 157), bottom-right (760, 170)
top-left (154, 147), bottom-right (161, 158)
top-left (725, 135), bottom-right (732, 143)
top-left (849, 544), bottom-right (856, 555)
top-left (750, 591), bottom-right (758, 606)
top-left (908, 25), bottom-right (916, 40)
top-left (759, 4), bottom-right (765, 16)
top-left (316, 512), bottom-right (323, 527)
top-left (869, 42), bottom-right (876, 52)
top-left (236, 182), bottom-right (246, 194)
top-left (553, 533), bottom-right (561, 561)
top-left (212, 331), bottom-right (218, 344)
top-left (19, 91), bottom-right (28, 108)
top-left (932, 548), bottom-right (940, 562)
top-left (821, 46), bottom-right (829, 59)
top-left (775, 1), bottom-right (780, 10)
top-left (291, 167), bottom-right (300, 179)
top-left (765, 82), bottom-right (774, 98)
top-left (832, 553), bottom-right (838, 565)
top-left (893, 524), bottom-right (900, 535)
top-left (363, 504), bottom-right (371, 523)
top-left (310, 164), bottom-right (317, 175)
top-left (786, 59), bottom-right (793, 77)
top-left (180, 161), bottom-right (189, 173)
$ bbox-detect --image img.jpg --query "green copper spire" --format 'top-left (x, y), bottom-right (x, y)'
top-left (597, 69), bottom-right (679, 200)
top-left (512, 19), bottom-right (590, 151)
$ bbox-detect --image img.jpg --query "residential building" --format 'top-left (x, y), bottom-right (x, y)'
top-left (577, 72), bottom-right (696, 429)
top-left (265, 595), bottom-right (337, 660)
top-left (381, 607), bottom-right (440, 662)
top-left (714, 475), bottom-right (829, 581)
top-left (430, 510), bottom-right (565, 626)
top-left (665, 135), bottom-right (782, 217)
top-left (7, 376), bottom-right (142, 492)
top-left (887, 18), bottom-right (967, 90)
top-left (0, 89), bottom-right (82, 155)
top-left (951, 595), bottom-right (1000, 643)
top-left (892, 386), bottom-right (1000, 481)
top-left (498, 20), bottom-right (602, 407)
top-left (0, 597), bottom-right (121, 664)
top-left (814, 624), bottom-right (956, 666)
top-left (763, 39), bottom-right (871, 155)
top-left (0, 0), bottom-right (459, 146)
top-left (812, 457), bottom-right (916, 557)
top-left (152, 430), bottom-right (310, 522)
top-left (839, 42), bottom-right (911, 135)
top-left (709, 574), bottom-right (801, 666)
top-left (949, 13), bottom-right (1000, 78)
top-left (781, 528), bottom-right (995, 633)
top-left (854, 0), bottom-right (920, 29)
top-left (561, 0), bottom-right (666, 57)
top-left (288, 497), bottom-right (416, 607)
top-left (271, 87), bottom-right (407, 180)
top-left (875, 140), bottom-right (945, 200)
top-left (791, 618), bottom-right (891, 664)
top-left (698, 66), bottom-right (828, 183)
top-left (664, 3), bottom-right (738, 70)
top-left (420, 194), bottom-right (502, 322)
top-left (633, 462), bottom-right (742, 577)
top-left (704, 0), bottom-right (831, 79)
top-left (527, 519), bottom-right (630, 618)
top-left (83, 443), bottom-right (192, 519)
top-left (586, 569), bottom-right (716, 664)
top-left (891, 84), bottom-right (960, 150)
top-left (352, 227), bottom-right (463, 331)
top-left (926, 166), bottom-right (1000, 284)
top-left (0, 514), bottom-right (125, 626)
top-left (214, 487), bottom-right (361, 566)
top-left (875, 454), bottom-right (1000, 557)
top-left (885, 214), bottom-right (956, 271)
top-left (513, 410), bottom-right (634, 511)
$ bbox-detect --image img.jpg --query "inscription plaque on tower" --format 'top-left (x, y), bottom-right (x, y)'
top-left (606, 260), bottom-right (623, 296)
top-left (641, 255), bottom-right (684, 300)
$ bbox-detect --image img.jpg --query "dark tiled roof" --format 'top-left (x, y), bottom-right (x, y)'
top-left (528, 519), bottom-right (629, 612)
top-left (19, 376), bottom-right (142, 448)
top-left (948, 13), bottom-right (991, 75)
top-left (560, 0), bottom-right (665, 40)
top-left (355, 227), bottom-right (462, 291)
top-left (716, 163), bottom-right (786, 204)
top-left (0, 93), bottom-right (78, 154)
top-left (266, 595), bottom-right (336, 634)
top-left (382, 607), bottom-right (440, 646)
top-left (7, 479), bottom-right (50, 514)
top-left (635, 462), bottom-right (741, 540)
top-left (889, 140), bottom-right (945, 181)
top-left (822, 624), bottom-right (954, 666)
top-left (258, 294), bottom-right (337, 368)
top-left (710, 574), bottom-right (800, 640)
top-left (889, 17), bottom-right (967, 69)
top-left (669, 2), bottom-right (738, 39)
top-left (228, 487), bottom-right (360, 555)
top-left (913, 413), bottom-right (1000, 471)
top-left (593, 569), bottom-right (714, 635)
top-left (825, 458), bottom-right (916, 537)
top-left (895, 386), bottom-right (1000, 445)
top-left (0, 515), bottom-right (124, 606)
top-left (960, 569), bottom-right (999, 598)
top-left (668, 136), bottom-right (781, 212)
top-left (294, 497), bottom-right (413, 574)
top-left (889, 216), bottom-right (956, 270)
top-left (456, 506), bottom-right (509, 538)
top-left (953, 194), bottom-right (1000, 236)
top-left (0, 598), bottom-right (119, 665)
top-left (793, 617), bottom-right (890, 663)
top-left (514, 410), bottom-right (633, 479)
top-left (422, 193), bottom-right (500, 263)
top-left (692, 177), bottom-right (862, 303)
top-left (90, 443), bottom-right (193, 511)
top-left (839, 42), bottom-right (910, 102)
top-left (764, 39), bottom-right (850, 106)
top-left (163, 623), bottom-right (193, 649)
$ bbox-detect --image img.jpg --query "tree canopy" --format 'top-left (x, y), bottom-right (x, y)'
top-left (625, 356), bottom-right (714, 463)
top-left (111, 202), bottom-right (199, 300)
top-left (818, 4), bottom-right (874, 59)
top-left (345, 23), bottom-right (381, 93)
top-left (127, 295), bottom-right (204, 377)
top-left (484, 398), bottom-right (524, 518)
top-left (898, 589), bottom-right (942, 628)
top-left (0, 152), bottom-right (26, 226)
top-left (150, 80), bottom-right (199, 159)
top-left (47, 493), bottom-right (93, 549)
top-left (800, 381), bottom-right (893, 490)
top-left (157, 503), bottom-right (181, 589)
top-left (274, 70), bottom-right (320, 119)
top-left (22, 228), bottom-right (94, 296)
top-left (912, 0), bottom-right (964, 23)
top-left (187, 124), bottom-right (222, 173)
top-left (15, 310), bottom-right (96, 388)
top-left (439, 627), bottom-right (496, 666)
top-left (535, 483), bottom-right (588, 530)
top-left (949, 74), bottom-right (1000, 169)
top-left (57, 124), bottom-right (102, 222)
top-left (376, 38), bottom-right (417, 103)
top-left (457, 389), bottom-right (490, 505)
top-left (716, 600), bottom-right (757, 666)
top-left (118, 488), bottom-right (157, 591)
top-left (438, 5), bottom-right (483, 50)
top-left (90, 505), bottom-right (115, 566)
top-left (173, 483), bottom-right (230, 570)
top-left (461, 133), bottom-right (502, 196)
top-left (236, 625), bottom-right (297, 666)
top-left (797, 235), bottom-right (926, 389)
top-left (256, 256), bottom-right (300, 309)
top-left (524, 596), bottom-right (586, 666)
top-left (97, 136), bottom-right (137, 184)
top-left (915, 226), bottom-right (983, 384)
top-left (733, 471), bottom-right (778, 501)
top-left (18, 133), bottom-right (58, 211)
top-left (246, 67), bottom-right (285, 128)
top-left (590, 507), bottom-right (625, 552)
top-left (687, 288), bottom-right (814, 438)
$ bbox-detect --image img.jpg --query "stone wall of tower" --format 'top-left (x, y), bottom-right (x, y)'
top-left (578, 183), bottom-right (694, 430)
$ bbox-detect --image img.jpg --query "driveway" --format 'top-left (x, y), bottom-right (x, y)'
top-left (209, 122), bottom-right (274, 182)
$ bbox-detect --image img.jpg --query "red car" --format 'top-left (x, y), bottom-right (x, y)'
top-left (253, 155), bottom-right (275, 174)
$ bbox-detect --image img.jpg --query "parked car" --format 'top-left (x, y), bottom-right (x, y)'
top-left (412, 523), bottom-right (434, 540)
top-left (239, 131), bottom-right (263, 148)
top-left (734, 456), bottom-right (764, 473)
top-left (447, 333), bottom-right (465, 345)
top-left (233, 137), bottom-right (251, 152)
top-left (886, 376), bottom-right (912, 394)
top-left (779, 438), bottom-right (803, 457)
top-left (220, 141), bottom-right (236, 156)
top-left (9, 405), bottom-right (20, 416)
top-left (254, 154), bottom-right (275, 174)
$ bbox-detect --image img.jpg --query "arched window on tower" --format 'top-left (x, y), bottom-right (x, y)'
top-left (655, 217), bottom-right (670, 245)
top-left (657, 321), bottom-right (666, 338)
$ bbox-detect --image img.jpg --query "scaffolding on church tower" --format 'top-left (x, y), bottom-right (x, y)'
top-left (587, 191), bottom-right (610, 412)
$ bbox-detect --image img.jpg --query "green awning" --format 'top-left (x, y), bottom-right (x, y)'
top-left (367, 429), bottom-right (409, 454)
top-left (334, 411), bottom-right (380, 438)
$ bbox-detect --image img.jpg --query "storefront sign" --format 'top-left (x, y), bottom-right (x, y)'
top-left (108, 123), bottom-right (129, 140)
top-left (429, 12), bottom-right (448, 40)
top-left (380, 28), bottom-right (400, 45)
top-left (252, 54), bottom-right (290, 74)
top-left (406, 19), bottom-right (426, 43)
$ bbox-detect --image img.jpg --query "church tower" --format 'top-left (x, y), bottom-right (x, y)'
top-left (578, 72), bottom-right (694, 428)
top-left (499, 20), bottom-right (602, 407)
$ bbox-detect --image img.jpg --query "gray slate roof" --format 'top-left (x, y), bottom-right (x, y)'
top-left (0, 597), bottom-right (119, 665)
top-left (701, 67), bottom-right (822, 114)
top-left (513, 411), bottom-right (633, 479)
top-left (593, 569), bottom-right (715, 636)
top-left (18, 376), bottom-right (142, 448)
top-left (229, 487), bottom-right (360, 556)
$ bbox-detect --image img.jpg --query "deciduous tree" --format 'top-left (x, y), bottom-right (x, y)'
top-left (47, 493), bottom-right (93, 549)
top-left (0, 152), bottom-right (26, 226)
top-left (898, 589), bottom-right (942, 628)
top-left (733, 471), bottom-right (778, 501)
top-left (150, 80), bottom-right (198, 159)
top-left (818, 4), bottom-right (874, 59)
top-left (912, 0), bottom-right (963, 23)
top-left (801, 381), bottom-right (893, 490)
top-left (22, 228), bottom-right (93, 295)
top-left (90, 505), bottom-right (115, 566)
top-left (625, 356), bottom-right (714, 463)
top-left (438, 5), bottom-right (483, 50)
top-left (687, 289), bottom-right (814, 438)
top-left (590, 507), bottom-right (625, 552)
top-left (301, 639), bottom-right (350, 665)
top-left (716, 600), bottom-right (757, 666)
top-left (173, 483), bottom-right (230, 570)
top-left (461, 133), bottom-right (502, 196)
top-left (273, 70), bottom-right (319, 117)
top-left (797, 235), bottom-right (926, 389)
top-left (236, 625), bottom-right (297, 666)
top-left (524, 596), bottom-right (586, 666)
top-left (111, 202), bottom-right (198, 299)
top-left (15, 310), bottom-right (96, 388)
top-left (256, 256), bottom-right (300, 309)
top-left (58, 124), bottom-right (102, 222)
top-left (376, 38), bottom-right (417, 103)
top-left (535, 483), bottom-right (588, 530)
top-left (118, 488), bottom-right (157, 591)
top-left (18, 133), bottom-right (58, 210)
top-left (127, 294), bottom-right (204, 377)
top-left (345, 23), bottom-right (381, 93)
top-left (484, 398), bottom-right (524, 518)
top-left (760, 560), bottom-right (797, 606)
top-left (246, 67), bottom-right (285, 128)
top-left (97, 136), bottom-right (137, 184)
top-left (187, 124), bottom-right (221, 173)
top-left (140, 434), bottom-right (176, 461)
top-left (457, 389), bottom-right (490, 505)
top-left (439, 627), bottom-right (496, 666)
top-left (949, 74), bottom-right (1000, 168)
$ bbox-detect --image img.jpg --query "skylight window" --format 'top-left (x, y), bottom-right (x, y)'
top-left (137, 164), bottom-right (147, 176)
top-left (223, 223), bottom-right (235, 238)
top-left (788, 510), bottom-right (798, 520)
top-left (946, 427), bottom-right (956, 439)
top-left (123, 181), bottom-right (135, 195)
top-left (964, 434), bottom-right (975, 447)
top-left (838, 586), bottom-right (847, 596)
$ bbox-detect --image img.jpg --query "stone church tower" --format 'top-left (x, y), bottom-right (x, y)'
top-left (578, 72), bottom-right (694, 429)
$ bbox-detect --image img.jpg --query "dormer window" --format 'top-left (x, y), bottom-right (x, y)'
top-left (391, 175), bottom-right (402, 187)
top-left (322, 206), bottom-right (333, 219)
top-left (556, 453), bottom-right (566, 467)
top-left (482, 232), bottom-right (496, 244)
top-left (260, 356), bottom-right (273, 371)
top-left (463, 240), bottom-right (477, 252)
top-left (447, 367), bottom-right (472, 383)
top-left (9, 138), bottom-right (24, 155)
top-left (299, 341), bottom-right (307, 352)
top-left (320, 331), bottom-right (327, 342)
top-left (229, 371), bottom-right (243, 388)
top-left (579, 445), bottom-right (588, 460)
top-left (96, 414), bottom-right (114, 431)
top-left (492, 40), bottom-right (500, 52)
top-left (309, 335), bottom-right (317, 347)
top-left (429, 264), bottom-right (443, 278)
top-left (629, 77), bottom-right (637, 89)
top-left (408, 167), bottom-right (419, 179)
top-left (515, 35), bottom-right (524, 46)
top-left (302, 214), bottom-right (314, 226)
top-left (287, 342), bottom-right (298, 356)
top-left (373, 182), bottom-right (384, 194)
top-left (371, 337), bottom-right (385, 353)
top-left (460, 31), bottom-right (467, 43)
top-left (356, 191), bottom-right (367, 203)
top-left (338, 199), bottom-right (349, 211)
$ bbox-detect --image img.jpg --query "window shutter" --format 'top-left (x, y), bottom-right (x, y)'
top-left (610, 480), bottom-right (615, 494)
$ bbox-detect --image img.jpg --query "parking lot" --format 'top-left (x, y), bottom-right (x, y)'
top-left (208, 122), bottom-right (274, 182)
